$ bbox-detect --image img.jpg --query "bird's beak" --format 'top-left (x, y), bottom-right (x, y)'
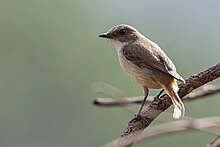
top-left (98, 33), bottom-right (111, 39)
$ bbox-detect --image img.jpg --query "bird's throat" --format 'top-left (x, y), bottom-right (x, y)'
top-left (111, 40), bottom-right (127, 52)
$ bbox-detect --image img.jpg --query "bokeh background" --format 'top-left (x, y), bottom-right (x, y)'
top-left (0, 0), bottom-right (220, 147)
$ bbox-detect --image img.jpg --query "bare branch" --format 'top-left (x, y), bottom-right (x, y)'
top-left (207, 136), bottom-right (220, 147)
top-left (105, 62), bottom-right (220, 147)
top-left (94, 85), bottom-right (220, 107)
top-left (94, 95), bottom-right (153, 107)
top-left (137, 117), bottom-right (220, 142)
top-left (94, 96), bottom-right (154, 107)
top-left (104, 117), bottom-right (220, 147)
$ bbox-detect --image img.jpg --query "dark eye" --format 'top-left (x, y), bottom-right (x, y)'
top-left (118, 29), bottom-right (127, 35)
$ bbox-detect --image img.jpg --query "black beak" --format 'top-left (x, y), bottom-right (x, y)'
top-left (98, 33), bottom-right (111, 38)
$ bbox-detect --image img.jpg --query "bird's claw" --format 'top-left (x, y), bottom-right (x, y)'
top-left (131, 114), bottom-right (142, 122)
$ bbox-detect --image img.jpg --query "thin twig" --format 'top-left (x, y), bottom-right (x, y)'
top-left (104, 117), bottom-right (220, 147)
top-left (207, 136), bottom-right (220, 147)
top-left (94, 85), bottom-right (220, 107)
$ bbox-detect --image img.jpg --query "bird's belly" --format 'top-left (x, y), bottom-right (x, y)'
top-left (118, 55), bottom-right (163, 89)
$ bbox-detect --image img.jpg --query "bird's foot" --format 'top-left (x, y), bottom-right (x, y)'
top-left (131, 114), bottom-right (142, 122)
top-left (154, 89), bottom-right (164, 101)
top-left (153, 95), bottom-right (161, 101)
top-left (129, 114), bottom-right (149, 126)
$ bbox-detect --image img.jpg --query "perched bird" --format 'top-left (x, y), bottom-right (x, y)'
top-left (99, 24), bottom-right (185, 119)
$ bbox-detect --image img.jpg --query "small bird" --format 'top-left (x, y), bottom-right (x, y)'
top-left (99, 24), bottom-right (185, 119)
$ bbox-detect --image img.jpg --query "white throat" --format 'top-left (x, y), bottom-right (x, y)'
top-left (111, 40), bottom-right (127, 52)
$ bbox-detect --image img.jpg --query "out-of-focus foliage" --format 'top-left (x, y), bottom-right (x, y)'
top-left (0, 0), bottom-right (219, 146)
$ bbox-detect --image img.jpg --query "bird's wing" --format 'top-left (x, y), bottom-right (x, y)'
top-left (159, 56), bottom-right (185, 82)
top-left (123, 43), bottom-right (185, 82)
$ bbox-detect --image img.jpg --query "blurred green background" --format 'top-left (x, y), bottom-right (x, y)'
top-left (0, 0), bottom-right (220, 147)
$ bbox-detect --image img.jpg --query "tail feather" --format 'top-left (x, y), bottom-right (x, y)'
top-left (164, 79), bottom-right (185, 119)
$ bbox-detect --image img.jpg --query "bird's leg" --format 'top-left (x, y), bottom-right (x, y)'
top-left (136, 96), bottom-right (147, 116)
top-left (132, 88), bottom-right (163, 122)
top-left (137, 87), bottom-right (149, 116)
top-left (154, 89), bottom-right (164, 100)
top-left (131, 87), bottom-right (149, 122)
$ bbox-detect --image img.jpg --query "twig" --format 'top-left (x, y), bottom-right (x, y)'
top-left (104, 117), bottom-right (220, 147)
top-left (94, 85), bottom-right (220, 107)
top-left (207, 136), bottom-right (220, 147)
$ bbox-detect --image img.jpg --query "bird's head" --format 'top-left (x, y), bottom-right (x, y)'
top-left (99, 24), bottom-right (140, 44)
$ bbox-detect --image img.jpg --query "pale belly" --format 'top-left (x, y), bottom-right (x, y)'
top-left (118, 53), bottom-right (163, 89)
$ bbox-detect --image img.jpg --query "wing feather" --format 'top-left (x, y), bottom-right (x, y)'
top-left (123, 43), bottom-right (185, 82)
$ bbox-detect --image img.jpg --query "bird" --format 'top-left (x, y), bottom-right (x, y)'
top-left (99, 24), bottom-right (185, 119)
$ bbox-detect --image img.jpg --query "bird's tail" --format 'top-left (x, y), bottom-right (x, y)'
top-left (164, 79), bottom-right (185, 119)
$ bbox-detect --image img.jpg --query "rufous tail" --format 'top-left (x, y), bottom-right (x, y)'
top-left (164, 79), bottom-right (185, 119)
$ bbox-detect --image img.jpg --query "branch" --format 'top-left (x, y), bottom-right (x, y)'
top-left (137, 117), bottom-right (220, 142)
top-left (207, 136), bottom-right (220, 147)
top-left (106, 62), bottom-right (220, 147)
top-left (104, 117), bottom-right (220, 147)
top-left (94, 85), bottom-right (220, 107)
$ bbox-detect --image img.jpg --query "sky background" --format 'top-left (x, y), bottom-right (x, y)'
top-left (0, 0), bottom-right (220, 147)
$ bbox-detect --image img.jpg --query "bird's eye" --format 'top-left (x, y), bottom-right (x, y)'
top-left (118, 29), bottom-right (127, 36)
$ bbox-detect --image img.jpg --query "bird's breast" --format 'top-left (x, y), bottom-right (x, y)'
top-left (118, 50), bottom-right (163, 89)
